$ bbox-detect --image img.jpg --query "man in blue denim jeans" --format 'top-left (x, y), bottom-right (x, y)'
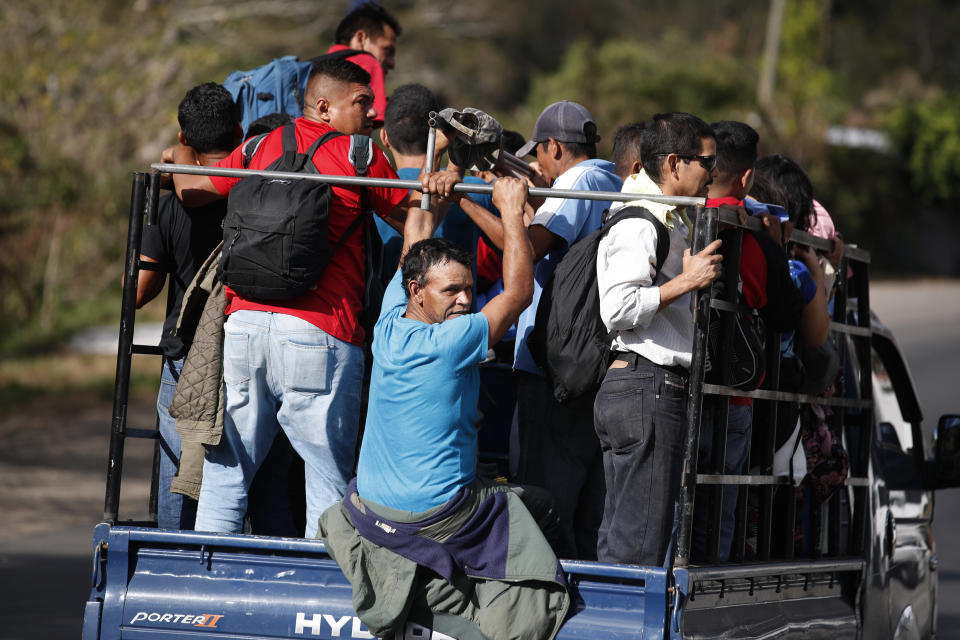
top-left (137, 83), bottom-right (241, 529)
top-left (594, 112), bottom-right (723, 565)
top-left (169, 58), bottom-right (420, 537)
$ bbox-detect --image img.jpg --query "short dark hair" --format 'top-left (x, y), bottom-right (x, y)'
top-left (501, 130), bottom-right (526, 155)
top-left (384, 84), bottom-right (442, 155)
top-left (711, 120), bottom-right (759, 179)
top-left (640, 112), bottom-right (714, 184)
top-left (539, 135), bottom-right (597, 161)
top-left (611, 121), bottom-right (651, 179)
top-left (308, 55), bottom-right (371, 88)
top-left (401, 238), bottom-right (472, 298)
top-left (749, 154), bottom-right (814, 230)
top-left (177, 82), bottom-right (239, 154)
top-left (334, 2), bottom-right (402, 44)
top-left (245, 112), bottom-right (295, 139)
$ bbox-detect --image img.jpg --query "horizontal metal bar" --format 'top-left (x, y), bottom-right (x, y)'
top-left (695, 474), bottom-right (791, 486)
top-left (844, 245), bottom-right (870, 264)
top-left (688, 558), bottom-right (864, 581)
top-left (123, 428), bottom-right (160, 440)
top-left (829, 321), bottom-right (872, 337)
top-left (702, 383), bottom-right (873, 409)
top-left (695, 474), bottom-right (869, 487)
top-left (151, 164), bottom-right (706, 207)
top-left (715, 208), bottom-right (869, 263)
top-left (710, 298), bottom-right (753, 314)
top-left (131, 344), bottom-right (164, 356)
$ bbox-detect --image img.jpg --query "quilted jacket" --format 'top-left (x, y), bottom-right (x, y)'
top-left (168, 244), bottom-right (225, 500)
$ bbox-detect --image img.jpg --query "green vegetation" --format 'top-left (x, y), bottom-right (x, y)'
top-left (2, 0), bottom-right (960, 362)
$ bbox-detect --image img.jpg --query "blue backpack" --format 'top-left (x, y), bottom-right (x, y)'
top-left (223, 50), bottom-right (367, 134)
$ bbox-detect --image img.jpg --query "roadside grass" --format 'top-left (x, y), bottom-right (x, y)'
top-left (0, 292), bottom-right (168, 412)
top-left (0, 351), bottom-right (160, 412)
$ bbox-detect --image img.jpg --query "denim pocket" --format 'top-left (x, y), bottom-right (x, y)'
top-left (595, 374), bottom-right (652, 453)
top-left (283, 340), bottom-right (333, 395)
top-left (223, 332), bottom-right (250, 385)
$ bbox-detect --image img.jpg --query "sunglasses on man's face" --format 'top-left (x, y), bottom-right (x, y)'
top-left (678, 154), bottom-right (717, 172)
top-left (655, 152), bottom-right (717, 173)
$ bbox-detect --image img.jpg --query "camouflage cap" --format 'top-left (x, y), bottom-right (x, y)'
top-left (435, 107), bottom-right (504, 172)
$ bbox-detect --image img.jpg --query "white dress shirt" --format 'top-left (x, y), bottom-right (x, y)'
top-left (596, 170), bottom-right (695, 369)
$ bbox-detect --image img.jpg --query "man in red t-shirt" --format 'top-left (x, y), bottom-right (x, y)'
top-left (327, 2), bottom-right (402, 128)
top-left (169, 56), bottom-right (418, 537)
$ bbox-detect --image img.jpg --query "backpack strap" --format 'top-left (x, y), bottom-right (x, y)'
top-left (303, 127), bottom-right (344, 159)
top-left (348, 134), bottom-right (373, 176)
top-left (240, 133), bottom-right (270, 169)
top-left (304, 129), bottom-right (368, 258)
top-left (347, 134), bottom-right (373, 241)
top-left (601, 205), bottom-right (671, 276)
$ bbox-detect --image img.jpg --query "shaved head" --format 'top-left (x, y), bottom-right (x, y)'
top-left (303, 57), bottom-right (376, 135)
top-left (305, 56), bottom-right (371, 105)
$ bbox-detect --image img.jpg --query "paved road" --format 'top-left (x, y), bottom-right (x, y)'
top-left (0, 281), bottom-right (957, 638)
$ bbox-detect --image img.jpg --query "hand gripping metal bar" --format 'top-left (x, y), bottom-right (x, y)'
top-left (150, 164), bottom-right (708, 208)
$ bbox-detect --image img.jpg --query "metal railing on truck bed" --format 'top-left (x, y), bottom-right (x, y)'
top-left (99, 162), bottom-right (872, 640)
top-left (672, 206), bottom-right (872, 638)
top-left (103, 167), bottom-right (704, 525)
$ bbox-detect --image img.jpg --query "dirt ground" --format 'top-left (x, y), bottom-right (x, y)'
top-left (0, 387), bottom-right (155, 543)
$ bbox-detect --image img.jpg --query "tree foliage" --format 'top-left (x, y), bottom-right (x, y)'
top-left (521, 36), bottom-right (754, 156)
top-left (2, 0), bottom-right (960, 355)
top-left (886, 92), bottom-right (960, 202)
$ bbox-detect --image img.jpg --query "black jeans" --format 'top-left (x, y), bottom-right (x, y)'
top-left (514, 372), bottom-right (604, 560)
top-left (593, 358), bottom-right (687, 565)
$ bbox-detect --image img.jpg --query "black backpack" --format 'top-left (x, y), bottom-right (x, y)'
top-left (703, 257), bottom-right (766, 391)
top-left (528, 206), bottom-right (670, 403)
top-left (220, 124), bottom-right (368, 301)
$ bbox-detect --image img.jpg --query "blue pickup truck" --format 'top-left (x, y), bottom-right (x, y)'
top-left (82, 171), bottom-right (960, 640)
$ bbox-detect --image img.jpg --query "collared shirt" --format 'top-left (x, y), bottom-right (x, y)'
top-left (513, 159), bottom-right (622, 375)
top-left (596, 170), bottom-right (694, 368)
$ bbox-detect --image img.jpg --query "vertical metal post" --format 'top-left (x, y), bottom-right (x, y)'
top-left (675, 206), bottom-right (717, 568)
top-left (850, 257), bottom-right (873, 556)
top-left (706, 227), bottom-right (743, 563)
top-left (104, 172), bottom-right (147, 523)
top-left (421, 112), bottom-right (438, 210)
top-left (828, 255), bottom-right (849, 556)
top-left (757, 330), bottom-right (781, 561)
top-left (147, 171), bottom-right (161, 525)
top-left (147, 170), bottom-right (161, 226)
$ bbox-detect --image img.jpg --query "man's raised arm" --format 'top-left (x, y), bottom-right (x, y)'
top-left (478, 177), bottom-right (533, 345)
top-left (164, 143), bottom-right (224, 207)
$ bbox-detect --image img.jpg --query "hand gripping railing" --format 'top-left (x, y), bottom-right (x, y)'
top-left (149, 163), bottom-right (708, 208)
top-left (674, 206), bottom-right (872, 572)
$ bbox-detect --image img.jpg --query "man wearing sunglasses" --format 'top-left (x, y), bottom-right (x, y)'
top-left (593, 112), bottom-right (723, 566)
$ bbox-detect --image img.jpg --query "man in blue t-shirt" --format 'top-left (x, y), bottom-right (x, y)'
top-left (356, 176), bottom-right (533, 513)
top-left (429, 101), bottom-right (622, 559)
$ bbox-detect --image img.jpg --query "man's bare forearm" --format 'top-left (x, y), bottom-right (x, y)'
top-left (169, 144), bottom-right (222, 207)
top-left (499, 203), bottom-right (533, 310)
top-left (397, 207), bottom-right (438, 270)
top-left (459, 196), bottom-right (506, 250)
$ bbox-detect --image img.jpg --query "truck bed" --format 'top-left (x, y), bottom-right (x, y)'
top-left (84, 524), bottom-right (862, 640)
top-left (83, 523), bottom-right (673, 640)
